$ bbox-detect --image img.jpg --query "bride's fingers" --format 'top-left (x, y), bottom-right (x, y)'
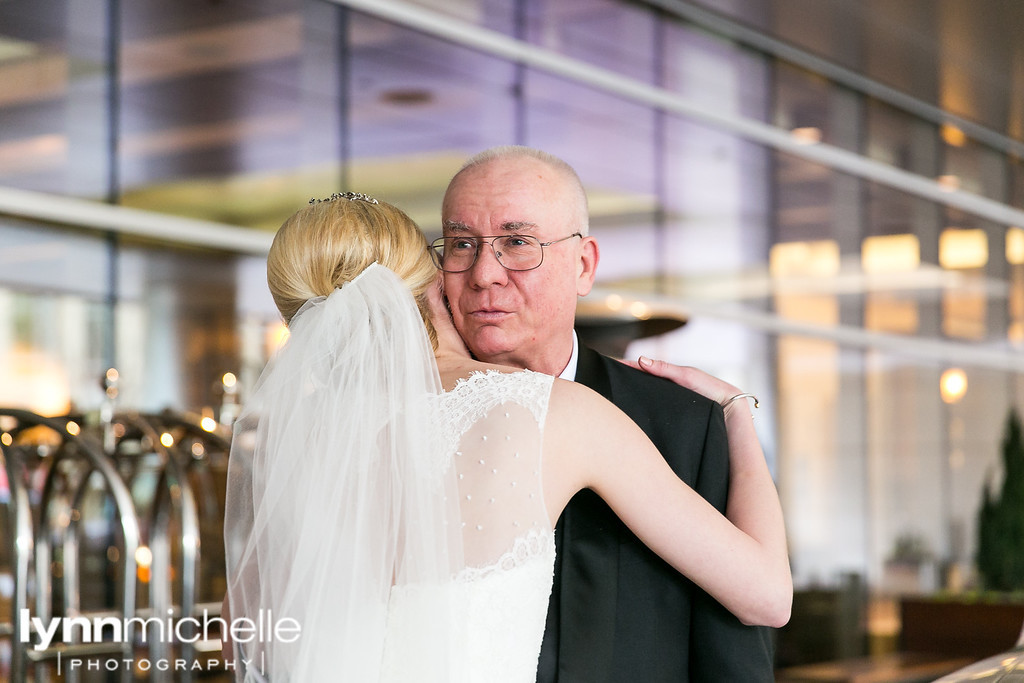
top-left (630, 356), bottom-right (739, 405)
top-left (426, 276), bottom-right (471, 356)
top-left (426, 275), bottom-right (452, 322)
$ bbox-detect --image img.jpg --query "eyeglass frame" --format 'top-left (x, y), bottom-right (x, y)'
top-left (428, 232), bottom-right (583, 273)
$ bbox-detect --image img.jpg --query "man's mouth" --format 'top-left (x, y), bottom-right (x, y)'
top-left (469, 308), bottom-right (510, 321)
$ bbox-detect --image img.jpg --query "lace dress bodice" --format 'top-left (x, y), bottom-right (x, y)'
top-left (381, 370), bottom-right (556, 682)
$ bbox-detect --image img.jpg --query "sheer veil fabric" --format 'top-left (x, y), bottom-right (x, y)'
top-left (224, 263), bottom-right (464, 681)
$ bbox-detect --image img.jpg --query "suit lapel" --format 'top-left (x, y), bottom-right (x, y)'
top-left (573, 343), bottom-right (612, 399)
top-left (556, 340), bottom-right (618, 680)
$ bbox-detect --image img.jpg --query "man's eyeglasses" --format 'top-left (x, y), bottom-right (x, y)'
top-left (429, 233), bottom-right (582, 273)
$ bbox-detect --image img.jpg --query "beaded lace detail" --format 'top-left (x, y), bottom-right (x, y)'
top-left (382, 369), bottom-right (556, 683)
top-left (455, 527), bottom-right (553, 583)
top-left (439, 370), bottom-right (553, 456)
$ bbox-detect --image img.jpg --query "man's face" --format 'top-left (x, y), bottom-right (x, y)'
top-left (441, 157), bottom-right (598, 374)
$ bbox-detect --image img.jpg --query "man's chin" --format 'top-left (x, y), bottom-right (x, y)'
top-left (463, 329), bottom-right (519, 366)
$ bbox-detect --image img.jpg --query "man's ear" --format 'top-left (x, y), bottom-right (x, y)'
top-left (576, 236), bottom-right (599, 296)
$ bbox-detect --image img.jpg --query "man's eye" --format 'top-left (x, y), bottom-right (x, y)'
top-left (504, 237), bottom-right (530, 248)
top-left (450, 239), bottom-right (475, 250)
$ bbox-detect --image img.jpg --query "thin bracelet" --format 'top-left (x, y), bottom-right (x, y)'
top-left (722, 393), bottom-right (759, 409)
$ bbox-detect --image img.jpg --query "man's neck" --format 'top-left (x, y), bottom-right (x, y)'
top-left (473, 332), bottom-right (577, 378)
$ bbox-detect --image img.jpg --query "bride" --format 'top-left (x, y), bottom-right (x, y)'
top-left (223, 192), bottom-right (790, 682)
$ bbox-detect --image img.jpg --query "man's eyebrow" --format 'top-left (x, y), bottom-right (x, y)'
top-left (500, 221), bottom-right (537, 232)
top-left (442, 219), bottom-right (470, 233)
top-left (442, 220), bottom-right (538, 233)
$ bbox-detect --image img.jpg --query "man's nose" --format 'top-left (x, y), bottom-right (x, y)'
top-left (468, 241), bottom-right (509, 287)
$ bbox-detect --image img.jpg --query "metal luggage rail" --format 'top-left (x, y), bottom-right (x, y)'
top-left (0, 408), bottom-right (140, 682)
top-left (0, 405), bottom-right (231, 682)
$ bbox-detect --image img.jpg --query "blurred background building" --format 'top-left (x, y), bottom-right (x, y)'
top-left (2, 0), bottom-right (1024, 677)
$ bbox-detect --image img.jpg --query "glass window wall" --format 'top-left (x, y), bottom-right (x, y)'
top-left (3, 0), bottom-right (1024, 673)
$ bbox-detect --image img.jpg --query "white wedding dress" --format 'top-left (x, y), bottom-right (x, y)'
top-left (381, 369), bottom-right (556, 682)
top-left (225, 265), bottom-right (557, 682)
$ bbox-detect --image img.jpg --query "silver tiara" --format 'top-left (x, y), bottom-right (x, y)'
top-left (308, 192), bottom-right (379, 205)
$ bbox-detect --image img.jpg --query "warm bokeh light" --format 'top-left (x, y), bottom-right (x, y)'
top-left (135, 545), bottom-right (153, 568)
top-left (0, 433), bottom-right (11, 447)
top-left (65, 421), bottom-right (80, 436)
top-left (940, 123), bottom-right (967, 147)
top-left (791, 126), bottom-right (822, 144)
top-left (943, 287), bottom-right (987, 340)
top-left (222, 372), bottom-right (237, 388)
top-left (605, 294), bottom-right (623, 311)
top-left (629, 301), bottom-right (651, 320)
top-left (266, 321), bottom-right (290, 354)
top-left (937, 174), bottom-right (960, 192)
top-left (200, 416), bottom-right (218, 433)
top-left (939, 228), bottom-right (988, 269)
top-left (769, 240), bottom-right (841, 278)
top-left (861, 234), bottom-right (920, 273)
top-left (159, 432), bottom-right (174, 448)
top-left (0, 345), bottom-right (71, 416)
top-left (1008, 227), bottom-right (1024, 265)
top-left (865, 295), bottom-right (919, 334)
top-left (940, 368), bottom-right (968, 404)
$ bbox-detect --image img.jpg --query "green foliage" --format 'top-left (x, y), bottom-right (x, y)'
top-left (889, 532), bottom-right (932, 564)
top-left (977, 409), bottom-right (1024, 591)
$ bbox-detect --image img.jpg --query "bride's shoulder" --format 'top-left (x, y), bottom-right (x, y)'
top-left (436, 365), bottom-right (555, 437)
top-left (438, 361), bottom-right (550, 394)
top-left (545, 378), bottom-right (625, 434)
top-left (445, 367), bottom-right (553, 396)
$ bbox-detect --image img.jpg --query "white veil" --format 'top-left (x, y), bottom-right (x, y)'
top-left (224, 263), bottom-right (463, 681)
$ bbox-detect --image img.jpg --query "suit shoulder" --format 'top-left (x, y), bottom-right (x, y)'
top-left (598, 354), bottom-right (720, 413)
top-left (591, 352), bottom-right (730, 493)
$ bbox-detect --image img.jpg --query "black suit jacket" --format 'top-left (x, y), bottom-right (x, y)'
top-left (536, 344), bottom-right (774, 682)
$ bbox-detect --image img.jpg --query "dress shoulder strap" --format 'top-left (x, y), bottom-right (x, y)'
top-left (441, 370), bottom-right (554, 443)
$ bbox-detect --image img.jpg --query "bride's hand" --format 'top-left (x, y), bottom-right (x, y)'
top-left (624, 356), bottom-right (740, 406)
top-left (427, 276), bottom-right (472, 359)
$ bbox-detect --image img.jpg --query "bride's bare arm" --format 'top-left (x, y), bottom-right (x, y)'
top-left (543, 379), bottom-right (792, 628)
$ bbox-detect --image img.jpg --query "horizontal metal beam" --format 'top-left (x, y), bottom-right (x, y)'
top-left (589, 286), bottom-right (1024, 373)
top-left (331, 0), bottom-right (1024, 229)
top-left (0, 186), bottom-right (273, 255)
top-left (646, 0), bottom-right (1024, 160)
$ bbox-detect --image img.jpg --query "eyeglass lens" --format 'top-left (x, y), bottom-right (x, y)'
top-left (436, 236), bottom-right (542, 272)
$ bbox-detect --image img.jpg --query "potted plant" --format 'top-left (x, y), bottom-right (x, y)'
top-left (978, 409), bottom-right (1024, 592)
top-left (900, 409), bottom-right (1024, 663)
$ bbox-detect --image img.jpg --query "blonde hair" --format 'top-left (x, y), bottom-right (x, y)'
top-left (267, 197), bottom-right (438, 346)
